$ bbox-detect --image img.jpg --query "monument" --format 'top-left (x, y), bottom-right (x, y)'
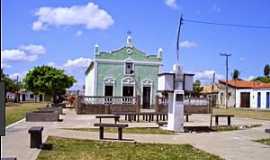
top-left (158, 64), bottom-right (193, 132)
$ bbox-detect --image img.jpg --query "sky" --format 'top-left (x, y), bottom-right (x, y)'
top-left (2, 0), bottom-right (270, 89)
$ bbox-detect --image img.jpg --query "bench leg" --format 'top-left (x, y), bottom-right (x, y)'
top-left (99, 127), bottom-right (104, 139)
top-left (215, 116), bottom-right (219, 126)
top-left (186, 115), bottom-right (189, 122)
top-left (125, 114), bottom-right (127, 121)
top-left (228, 117), bottom-right (231, 126)
top-left (137, 114), bottom-right (140, 122)
top-left (118, 128), bottom-right (123, 140)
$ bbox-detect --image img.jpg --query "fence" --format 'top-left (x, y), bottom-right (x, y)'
top-left (155, 96), bottom-right (211, 114)
top-left (76, 96), bottom-right (140, 114)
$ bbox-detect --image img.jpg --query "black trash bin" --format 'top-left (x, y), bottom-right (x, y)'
top-left (28, 126), bottom-right (43, 148)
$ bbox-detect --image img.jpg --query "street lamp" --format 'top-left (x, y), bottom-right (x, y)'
top-left (220, 53), bottom-right (231, 109)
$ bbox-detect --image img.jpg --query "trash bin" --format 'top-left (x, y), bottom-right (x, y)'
top-left (28, 126), bottom-right (43, 148)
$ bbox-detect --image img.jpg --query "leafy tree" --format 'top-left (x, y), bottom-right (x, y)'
top-left (264, 64), bottom-right (270, 77)
top-left (193, 80), bottom-right (203, 96)
top-left (24, 66), bottom-right (76, 104)
top-left (232, 69), bottom-right (240, 80)
top-left (253, 76), bottom-right (270, 83)
top-left (1, 69), bottom-right (20, 93)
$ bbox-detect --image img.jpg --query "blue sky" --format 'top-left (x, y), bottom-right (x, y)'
top-left (2, 0), bottom-right (270, 89)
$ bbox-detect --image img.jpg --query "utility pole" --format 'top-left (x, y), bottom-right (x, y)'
top-left (176, 15), bottom-right (184, 63)
top-left (220, 53), bottom-right (231, 109)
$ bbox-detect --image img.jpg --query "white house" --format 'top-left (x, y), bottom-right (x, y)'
top-left (218, 80), bottom-right (270, 110)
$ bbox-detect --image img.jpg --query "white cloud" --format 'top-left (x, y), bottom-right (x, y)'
top-left (194, 70), bottom-right (224, 84)
top-left (179, 40), bottom-right (198, 48)
top-left (75, 30), bottom-right (83, 36)
top-left (9, 71), bottom-right (27, 80)
top-left (20, 44), bottom-right (46, 55)
top-left (32, 2), bottom-right (114, 31)
top-left (245, 75), bottom-right (255, 81)
top-left (63, 57), bottom-right (92, 68)
top-left (2, 44), bottom-right (46, 62)
top-left (165, 0), bottom-right (178, 9)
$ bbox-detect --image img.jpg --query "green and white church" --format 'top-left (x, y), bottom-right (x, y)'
top-left (85, 35), bottom-right (163, 108)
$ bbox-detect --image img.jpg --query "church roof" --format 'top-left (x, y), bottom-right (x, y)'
top-left (95, 47), bottom-right (161, 62)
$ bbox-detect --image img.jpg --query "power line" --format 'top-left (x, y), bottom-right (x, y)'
top-left (183, 18), bottom-right (270, 29)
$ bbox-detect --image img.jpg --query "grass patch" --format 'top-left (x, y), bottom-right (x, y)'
top-left (213, 108), bottom-right (270, 121)
top-left (63, 127), bottom-right (175, 135)
top-left (255, 138), bottom-right (270, 145)
top-left (213, 124), bottom-right (262, 132)
top-left (6, 102), bottom-right (47, 126)
top-left (37, 136), bottom-right (223, 160)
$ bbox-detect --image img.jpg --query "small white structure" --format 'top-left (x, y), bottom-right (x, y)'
top-left (167, 89), bottom-right (185, 132)
top-left (218, 80), bottom-right (270, 109)
top-left (158, 64), bottom-right (194, 132)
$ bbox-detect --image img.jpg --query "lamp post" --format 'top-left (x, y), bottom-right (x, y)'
top-left (220, 53), bottom-right (231, 109)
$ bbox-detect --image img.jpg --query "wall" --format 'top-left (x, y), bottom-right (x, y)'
top-left (236, 89), bottom-right (270, 109)
top-left (85, 63), bottom-right (95, 96)
top-left (218, 84), bottom-right (236, 107)
top-left (95, 61), bottom-right (160, 106)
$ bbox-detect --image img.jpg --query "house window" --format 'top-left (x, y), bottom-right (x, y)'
top-left (30, 94), bottom-right (34, 99)
top-left (257, 92), bottom-right (261, 108)
top-left (267, 92), bottom-right (270, 108)
top-left (125, 62), bottom-right (134, 75)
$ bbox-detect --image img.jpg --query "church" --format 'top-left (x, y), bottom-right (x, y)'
top-left (85, 34), bottom-right (163, 108)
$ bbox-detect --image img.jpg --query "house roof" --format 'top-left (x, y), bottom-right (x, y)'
top-left (201, 84), bottom-right (219, 94)
top-left (219, 79), bottom-right (270, 89)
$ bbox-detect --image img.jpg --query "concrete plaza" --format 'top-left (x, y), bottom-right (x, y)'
top-left (2, 109), bottom-right (270, 160)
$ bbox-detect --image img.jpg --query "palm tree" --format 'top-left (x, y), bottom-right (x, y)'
top-left (264, 64), bottom-right (270, 77)
top-left (232, 69), bottom-right (240, 80)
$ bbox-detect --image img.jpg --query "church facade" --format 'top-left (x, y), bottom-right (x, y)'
top-left (85, 35), bottom-right (163, 108)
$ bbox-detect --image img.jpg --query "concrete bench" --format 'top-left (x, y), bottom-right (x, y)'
top-left (96, 115), bottom-right (120, 124)
top-left (26, 111), bottom-right (60, 122)
top-left (94, 123), bottom-right (128, 140)
top-left (211, 114), bottom-right (234, 127)
top-left (28, 126), bottom-right (43, 148)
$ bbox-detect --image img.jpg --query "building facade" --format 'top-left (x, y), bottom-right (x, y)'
top-left (85, 35), bottom-right (162, 108)
top-left (218, 80), bottom-right (270, 110)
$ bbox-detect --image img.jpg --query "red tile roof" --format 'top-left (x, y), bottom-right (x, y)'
top-left (219, 80), bottom-right (270, 89)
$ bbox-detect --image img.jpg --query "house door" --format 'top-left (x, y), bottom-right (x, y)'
top-left (105, 86), bottom-right (113, 96)
top-left (143, 87), bottom-right (151, 108)
top-left (240, 92), bottom-right (250, 108)
top-left (39, 95), bottom-right (43, 101)
top-left (22, 94), bottom-right (26, 101)
top-left (123, 86), bottom-right (134, 96)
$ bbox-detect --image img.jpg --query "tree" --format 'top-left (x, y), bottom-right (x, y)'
top-left (24, 66), bottom-right (76, 104)
top-left (1, 70), bottom-right (19, 93)
top-left (232, 69), bottom-right (240, 80)
top-left (253, 76), bottom-right (270, 83)
top-left (193, 80), bottom-right (203, 97)
top-left (264, 64), bottom-right (270, 77)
